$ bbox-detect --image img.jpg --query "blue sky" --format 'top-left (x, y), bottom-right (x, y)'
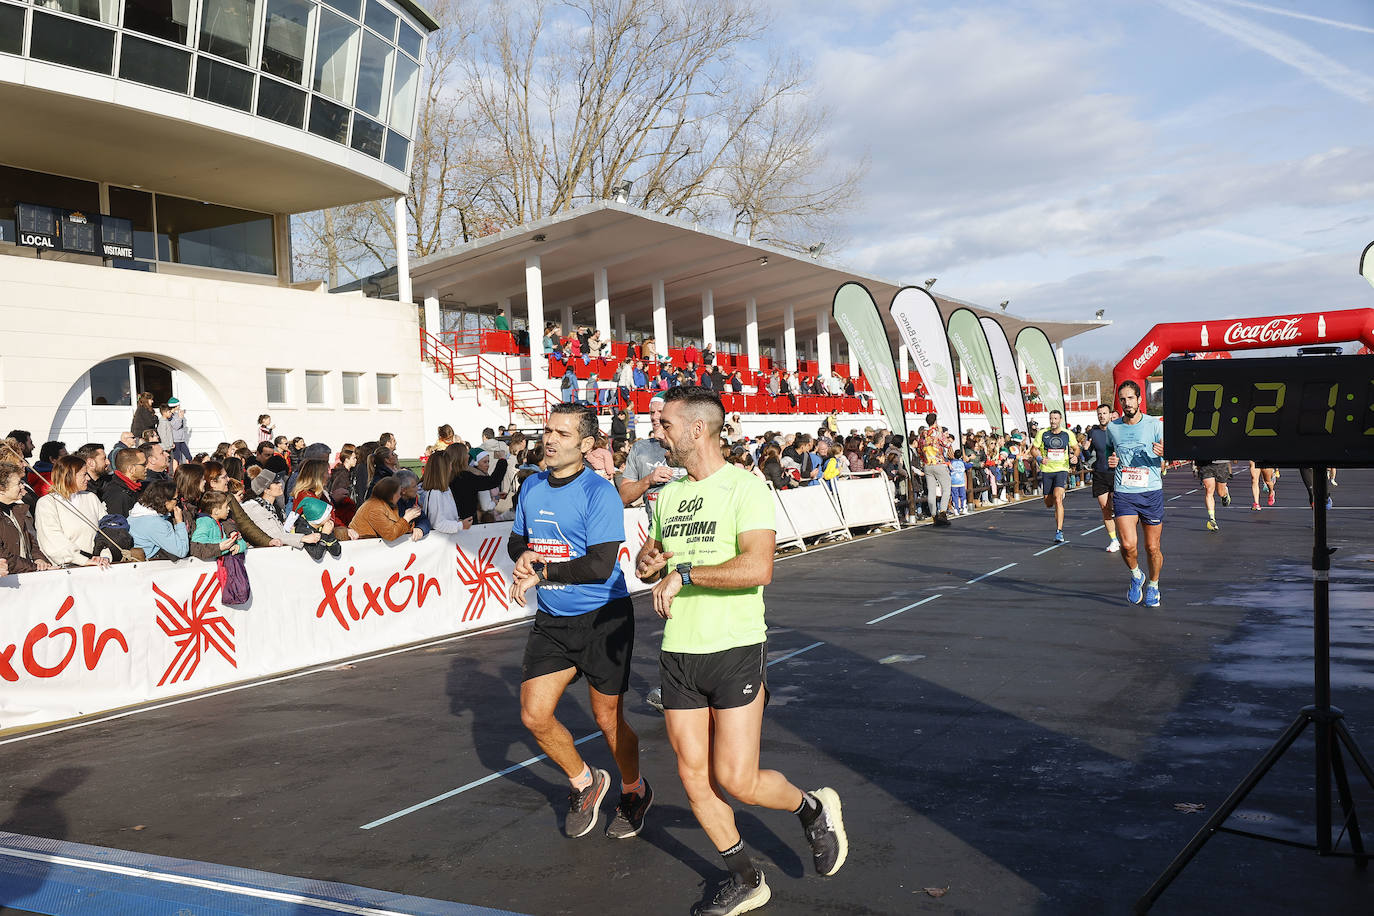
top-left (764, 0), bottom-right (1374, 359)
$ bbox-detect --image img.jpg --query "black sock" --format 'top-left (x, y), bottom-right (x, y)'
top-left (719, 840), bottom-right (758, 885)
top-left (794, 792), bottom-right (821, 828)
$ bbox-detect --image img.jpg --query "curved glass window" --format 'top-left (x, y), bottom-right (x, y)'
top-left (155, 193), bottom-right (275, 274)
top-left (397, 21), bottom-right (420, 59)
top-left (363, 0), bottom-right (393, 40)
top-left (312, 8), bottom-right (357, 103)
top-left (122, 0), bottom-right (190, 44)
top-left (258, 76), bottom-right (306, 127)
top-left (319, 0), bottom-right (357, 18)
top-left (30, 10), bottom-right (114, 72)
top-left (120, 33), bottom-right (191, 92)
top-left (350, 112), bottom-right (383, 157)
top-left (198, 0), bottom-right (256, 64)
top-left (383, 130), bottom-right (407, 170)
top-left (194, 55), bottom-right (254, 110)
top-left (44, 0), bottom-right (117, 25)
top-left (260, 0), bottom-right (312, 84)
top-left (388, 50), bottom-right (417, 133)
top-left (307, 93), bottom-right (349, 142)
top-left (0, 4), bottom-right (25, 55)
top-left (354, 28), bottom-right (391, 119)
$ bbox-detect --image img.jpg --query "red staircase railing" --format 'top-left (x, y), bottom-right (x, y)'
top-left (421, 329), bottom-right (552, 424)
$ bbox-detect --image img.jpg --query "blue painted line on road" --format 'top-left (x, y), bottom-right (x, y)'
top-left (0, 831), bottom-right (523, 915)
top-left (362, 641), bottom-right (828, 830)
top-left (866, 595), bottom-right (941, 626)
top-left (967, 563), bottom-right (1017, 584)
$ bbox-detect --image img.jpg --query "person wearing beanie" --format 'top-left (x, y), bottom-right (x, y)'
top-left (289, 496), bottom-right (341, 561)
top-left (241, 469), bottom-right (310, 548)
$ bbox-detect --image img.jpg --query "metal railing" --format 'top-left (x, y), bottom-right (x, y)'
top-left (420, 330), bottom-right (552, 424)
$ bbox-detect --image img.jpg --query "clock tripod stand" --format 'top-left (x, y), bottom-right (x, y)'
top-left (1134, 467), bottom-right (1374, 912)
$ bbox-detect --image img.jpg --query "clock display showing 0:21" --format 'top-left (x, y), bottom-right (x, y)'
top-left (1182, 377), bottom-right (1374, 438)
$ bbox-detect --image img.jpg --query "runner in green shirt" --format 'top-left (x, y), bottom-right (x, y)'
top-left (635, 386), bottom-right (847, 916)
top-left (1031, 409), bottom-right (1079, 544)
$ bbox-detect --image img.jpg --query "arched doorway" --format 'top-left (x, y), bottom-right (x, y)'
top-left (49, 357), bottom-right (227, 454)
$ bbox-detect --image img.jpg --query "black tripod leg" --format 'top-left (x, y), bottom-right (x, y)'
top-left (1329, 741), bottom-right (1367, 867)
top-left (1135, 713), bottom-right (1312, 914)
top-left (1333, 720), bottom-right (1374, 789)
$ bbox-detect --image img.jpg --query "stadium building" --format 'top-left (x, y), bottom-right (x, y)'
top-left (0, 0), bottom-right (1105, 453)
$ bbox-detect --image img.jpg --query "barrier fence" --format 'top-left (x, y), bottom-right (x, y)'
top-left (1, 479), bottom-right (900, 730)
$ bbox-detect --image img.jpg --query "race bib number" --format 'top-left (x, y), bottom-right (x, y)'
top-left (1047, 448), bottom-right (1066, 462)
top-left (1121, 467), bottom-right (1149, 488)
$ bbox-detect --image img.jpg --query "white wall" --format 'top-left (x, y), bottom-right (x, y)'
top-left (0, 257), bottom-right (428, 456)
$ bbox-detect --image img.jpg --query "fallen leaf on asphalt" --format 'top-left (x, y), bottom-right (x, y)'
top-left (132, 825), bottom-right (146, 831)
top-left (924, 887), bottom-right (949, 897)
top-left (1173, 802), bottom-right (1206, 814)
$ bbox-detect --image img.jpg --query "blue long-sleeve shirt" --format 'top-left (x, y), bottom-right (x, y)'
top-left (128, 504), bottom-right (190, 560)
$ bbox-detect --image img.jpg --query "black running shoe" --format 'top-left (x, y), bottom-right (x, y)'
top-left (803, 787), bottom-right (848, 876)
top-left (691, 871), bottom-right (770, 916)
top-left (606, 779), bottom-right (653, 839)
top-left (564, 767), bottom-right (609, 838)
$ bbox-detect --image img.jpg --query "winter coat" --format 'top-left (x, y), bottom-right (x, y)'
top-left (290, 515), bottom-right (341, 561)
top-left (240, 496), bottom-right (306, 548)
top-left (131, 405), bottom-right (157, 438)
top-left (190, 514), bottom-right (244, 560)
top-left (451, 460), bottom-right (507, 522)
top-left (349, 498), bottom-right (414, 541)
top-left (34, 492), bottom-right (106, 566)
top-left (229, 498), bottom-right (274, 548)
top-left (0, 500), bottom-right (51, 574)
top-left (127, 503), bottom-right (190, 560)
top-left (421, 486), bottom-right (464, 533)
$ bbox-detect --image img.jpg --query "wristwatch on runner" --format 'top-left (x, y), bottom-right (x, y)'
top-left (675, 563), bottom-right (693, 586)
top-left (533, 561), bottom-right (547, 582)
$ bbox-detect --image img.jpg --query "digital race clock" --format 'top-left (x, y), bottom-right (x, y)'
top-left (1162, 355), bottom-right (1374, 467)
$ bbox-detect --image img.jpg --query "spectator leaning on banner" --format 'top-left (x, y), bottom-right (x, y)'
top-left (34, 455), bottom-right (111, 568)
top-left (0, 462), bottom-right (53, 573)
top-left (290, 497), bottom-right (342, 561)
top-left (351, 476), bottom-right (423, 542)
top-left (242, 469), bottom-right (311, 548)
top-left (128, 480), bottom-right (190, 561)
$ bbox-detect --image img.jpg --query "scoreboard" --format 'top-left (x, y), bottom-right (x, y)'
top-left (14, 203), bottom-right (134, 259)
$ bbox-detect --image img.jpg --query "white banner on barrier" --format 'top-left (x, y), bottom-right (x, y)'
top-left (834, 475), bottom-right (899, 529)
top-left (776, 485), bottom-right (850, 541)
top-left (0, 510), bottom-right (654, 731)
top-left (771, 488), bottom-right (806, 552)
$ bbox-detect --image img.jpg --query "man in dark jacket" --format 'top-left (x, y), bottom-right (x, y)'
top-left (105, 447), bottom-right (149, 518)
top-left (77, 443), bottom-right (112, 502)
top-left (0, 462), bottom-right (53, 573)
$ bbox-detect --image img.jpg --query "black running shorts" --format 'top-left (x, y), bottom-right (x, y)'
top-left (1091, 474), bottom-right (1114, 498)
top-left (1197, 462), bottom-right (1230, 482)
top-left (521, 597), bottom-right (635, 695)
top-left (660, 642), bottom-right (767, 711)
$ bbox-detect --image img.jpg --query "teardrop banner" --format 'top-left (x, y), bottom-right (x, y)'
top-left (980, 316), bottom-right (1029, 435)
top-left (1015, 326), bottom-right (1066, 418)
top-left (833, 282), bottom-right (910, 472)
top-left (946, 308), bottom-right (1004, 434)
top-left (1361, 241), bottom-right (1374, 288)
top-left (889, 285), bottom-right (961, 441)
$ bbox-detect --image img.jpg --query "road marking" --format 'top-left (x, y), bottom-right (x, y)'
top-left (867, 595), bottom-right (941, 625)
top-left (1034, 543), bottom-right (1065, 556)
top-left (1186, 488), bottom-right (1198, 495)
top-left (361, 641), bottom-right (828, 830)
top-left (1081, 525), bottom-right (1105, 536)
top-left (1169, 494), bottom-right (1184, 501)
top-left (967, 563), bottom-right (1017, 584)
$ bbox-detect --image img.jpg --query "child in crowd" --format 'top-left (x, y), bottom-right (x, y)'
top-left (257, 414), bottom-right (273, 444)
top-left (289, 497), bottom-right (342, 561)
top-left (949, 449), bottom-right (968, 515)
top-left (190, 491), bottom-right (244, 560)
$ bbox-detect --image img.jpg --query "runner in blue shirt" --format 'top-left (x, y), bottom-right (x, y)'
top-left (508, 404), bottom-right (650, 841)
top-left (1082, 404), bottom-right (1120, 552)
top-left (1106, 381), bottom-right (1166, 608)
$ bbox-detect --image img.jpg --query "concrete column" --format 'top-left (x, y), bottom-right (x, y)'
top-left (423, 289), bottom-right (440, 340)
top-left (745, 298), bottom-right (760, 371)
top-left (667, 318), bottom-right (676, 348)
top-left (594, 267), bottom-right (611, 341)
top-left (616, 312), bottom-right (627, 341)
top-left (899, 344), bottom-right (909, 382)
top-left (1056, 344), bottom-right (1068, 389)
top-left (701, 290), bottom-right (716, 353)
top-left (499, 297), bottom-right (511, 328)
top-left (526, 256), bottom-right (547, 385)
top-left (652, 279), bottom-right (668, 354)
top-left (783, 303), bottom-right (797, 373)
top-left (561, 305), bottom-right (573, 335)
top-left (394, 196), bottom-right (412, 305)
top-left (816, 312), bottom-right (831, 379)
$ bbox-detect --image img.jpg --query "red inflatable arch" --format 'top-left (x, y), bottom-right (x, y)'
top-left (1112, 308), bottom-right (1374, 409)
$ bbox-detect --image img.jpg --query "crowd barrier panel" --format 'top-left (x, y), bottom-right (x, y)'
top-left (833, 472), bottom-right (900, 530)
top-left (0, 510), bottom-right (654, 732)
top-left (775, 485), bottom-right (851, 543)
top-left (770, 485), bottom-right (807, 553)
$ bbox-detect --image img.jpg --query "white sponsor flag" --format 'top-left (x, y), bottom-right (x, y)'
top-left (980, 316), bottom-right (1029, 436)
top-left (1015, 326), bottom-right (1066, 417)
top-left (889, 286), bottom-right (961, 440)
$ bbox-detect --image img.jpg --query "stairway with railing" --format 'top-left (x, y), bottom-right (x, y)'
top-left (420, 329), bottom-right (553, 425)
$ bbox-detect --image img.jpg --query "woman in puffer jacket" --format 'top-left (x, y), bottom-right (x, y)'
top-left (127, 480), bottom-right (190, 560)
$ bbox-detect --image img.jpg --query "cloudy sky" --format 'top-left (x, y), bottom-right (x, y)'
top-left (766, 0), bottom-right (1374, 359)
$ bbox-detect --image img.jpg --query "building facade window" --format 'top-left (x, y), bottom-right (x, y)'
top-left (198, 0), bottom-right (258, 65)
top-left (119, 34), bottom-right (193, 93)
top-left (29, 11), bottom-right (115, 73)
top-left (89, 359), bottom-right (132, 406)
top-left (265, 368), bottom-right (289, 405)
top-left (122, 0), bottom-right (191, 44)
top-left (155, 193), bottom-right (275, 274)
top-left (305, 369), bottom-right (328, 404)
top-left (341, 371), bottom-right (362, 405)
top-left (0, 4), bottom-right (26, 56)
top-left (260, 0), bottom-right (313, 84)
top-left (312, 8), bottom-right (357, 104)
top-left (375, 372), bottom-right (394, 406)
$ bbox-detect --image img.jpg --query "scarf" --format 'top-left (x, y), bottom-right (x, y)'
top-left (114, 472), bottom-right (143, 492)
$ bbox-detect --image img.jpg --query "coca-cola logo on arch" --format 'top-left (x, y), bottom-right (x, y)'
top-left (1132, 342), bottom-right (1158, 371)
top-left (1223, 317), bottom-right (1302, 347)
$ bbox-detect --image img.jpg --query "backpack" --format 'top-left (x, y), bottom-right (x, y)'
top-left (217, 552), bottom-right (251, 605)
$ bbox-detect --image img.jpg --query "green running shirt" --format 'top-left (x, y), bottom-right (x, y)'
top-left (650, 463), bottom-right (776, 654)
top-left (1037, 428), bottom-right (1075, 473)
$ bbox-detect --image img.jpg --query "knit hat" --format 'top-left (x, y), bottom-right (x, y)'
top-left (298, 497), bottom-right (331, 525)
top-left (166, 397), bottom-right (181, 407)
top-left (251, 468), bottom-right (281, 495)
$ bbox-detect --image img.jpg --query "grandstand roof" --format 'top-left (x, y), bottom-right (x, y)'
top-left (386, 202), bottom-right (1109, 351)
